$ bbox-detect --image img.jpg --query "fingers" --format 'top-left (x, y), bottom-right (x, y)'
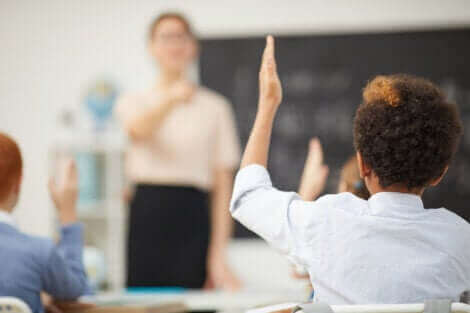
top-left (262, 35), bottom-right (276, 73)
top-left (226, 272), bottom-right (242, 291)
top-left (308, 137), bottom-right (324, 164)
top-left (48, 177), bottom-right (55, 192)
top-left (261, 36), bottom-right (269, 66)
top-left (320, 165), bottom-right (330, 179)
top-left (265, 35), bottom-right (275, 70)
top-left (267, 35), bottom-right (274, 55)
top-left (61, 158), bottom-right (78, 188)
top-left (258, 35), bottom-right (282, 108)
top-left (309, 137), bottom-right (320, 151)
top-left (65, 158), bottom-right (77, 182)
top-left (203, 277), bottom-right (215, 290)
top-left (48, 177), bottom-right (57, 199)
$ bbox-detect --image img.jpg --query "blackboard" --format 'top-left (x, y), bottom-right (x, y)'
top-left (200, 28), bottom-right (470, 238)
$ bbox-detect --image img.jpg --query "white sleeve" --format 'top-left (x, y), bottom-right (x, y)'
top-left (230, 164), bottom-right (304, 260)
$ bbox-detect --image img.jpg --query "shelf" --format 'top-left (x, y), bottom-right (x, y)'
top-left (78, 201), bottom-right (106, 219)
top-left (79, 211), bottom-right (107, 220)
top-left (51, 131), bottom-right (125, 153)
top-left (49, 132), bottom-right (126, 290)
top-left (77, 198), bottom-right (125, 221)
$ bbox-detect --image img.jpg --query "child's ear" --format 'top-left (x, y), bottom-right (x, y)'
top-left (356, 152), bottom-right (371, 178)
top-left (429, 166), bottom-right (449, 187)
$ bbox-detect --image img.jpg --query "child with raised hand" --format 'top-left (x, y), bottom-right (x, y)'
top-left (298, 138), bottom-right (329, 201)
top-left (0, 133), bottom-right (89, 313)
top-left (337, 155), bottom-right (370, 200)
top-left (230, 36), bottom-right (469, 304)
top-left (298, 140), bottom-right (369, 202)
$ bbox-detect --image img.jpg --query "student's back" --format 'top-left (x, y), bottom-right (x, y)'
top-left (298, 192), bottom-right (470, 303)
top-left (0, 217), bottom-right (87, 312)
top-left (229, 37), bottom-right (469, 304)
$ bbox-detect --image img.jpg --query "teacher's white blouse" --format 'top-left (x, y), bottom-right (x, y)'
top-left (230, 164), bottom-right (470, 304)
top-left (115, 87), bottom-right (240, 190)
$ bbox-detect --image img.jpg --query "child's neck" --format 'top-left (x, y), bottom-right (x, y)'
top-left (367, 180), bottom-right (424, 197)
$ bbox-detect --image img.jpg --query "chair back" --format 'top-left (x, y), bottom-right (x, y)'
top-left (329, 303), bottom-right (470, 313)
top-left (0, 297), bottom-right (32, 313)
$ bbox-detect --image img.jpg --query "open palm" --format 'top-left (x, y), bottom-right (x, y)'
top-left (258, 36), bottom-right (282, 111)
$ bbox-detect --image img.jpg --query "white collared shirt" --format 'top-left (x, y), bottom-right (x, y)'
top-left (0, 210), bottom-right (16, 228)
top-left (230, 164), bottom-right (470, 304)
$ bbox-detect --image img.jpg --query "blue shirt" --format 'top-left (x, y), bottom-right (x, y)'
top-left (230, 164), bottom-right (470, 304)
top-left (0, 213), bottom-right (89, 313)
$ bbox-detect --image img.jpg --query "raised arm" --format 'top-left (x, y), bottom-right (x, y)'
top-left (241, 38), bottom-right (329, 200)
top-left (240, 35), bottom-right (282, 168)
top-left (230, 38), bottom-right (333, 266)
top-left (298, 138), bottom-right (329, 201)
top-left (230, 36), bottom-right (302, 258)
top-left (44, 160), bottom-right (88, 298)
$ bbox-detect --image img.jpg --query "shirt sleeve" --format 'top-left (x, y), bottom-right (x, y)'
top-left (114, 94), bottom-right (142, 130)
top-left (41, 223), bottom-right (89, 299)
top-left (230, 164), bottom-right (309, 263)
top-left (213, 99), bottom-right (241, 170)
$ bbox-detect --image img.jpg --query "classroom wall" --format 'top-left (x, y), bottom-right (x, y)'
top-left (0, 0), bottom-right (469, 236)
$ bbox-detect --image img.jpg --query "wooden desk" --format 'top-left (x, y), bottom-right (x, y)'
top-left (81, 290), bottom-right (307, 312)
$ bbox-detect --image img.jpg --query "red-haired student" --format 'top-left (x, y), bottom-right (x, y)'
top-left (0, 133), bottom-right (88, 313)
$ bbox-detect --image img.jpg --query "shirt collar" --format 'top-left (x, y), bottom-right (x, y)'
top-left (367, 192), bottom-right (425, 218)
top-left (0, 210), bottom-right (17, 228)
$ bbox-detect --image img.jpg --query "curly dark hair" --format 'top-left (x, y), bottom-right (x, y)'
top-left (353, 74), bottom-right (463, 189)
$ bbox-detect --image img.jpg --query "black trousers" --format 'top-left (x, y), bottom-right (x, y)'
top-left (126, 184), bottom-right (210, 288)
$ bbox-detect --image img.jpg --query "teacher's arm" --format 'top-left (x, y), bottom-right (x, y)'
top-left (205, 92), bottom-right (243, 291)
top-left (211, 169), bottom-right (234, 253)
top-left (117, 81), bottom-right (194, 141)
top-left (206, 168), bottom-right (240, 291)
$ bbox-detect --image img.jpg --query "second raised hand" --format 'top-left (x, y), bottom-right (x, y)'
top-left (258, 35), bottom-right (282, 114)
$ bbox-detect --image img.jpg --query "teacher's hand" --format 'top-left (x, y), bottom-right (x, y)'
top-left (166, 80), bottom-right (195, 105)
top-left (204, 254), bottom-right (241, 291)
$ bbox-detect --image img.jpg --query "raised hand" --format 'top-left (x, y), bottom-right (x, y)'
top-left (49, 158), bottom-right (78, 225)
top-left (240, 35), bottom-right (283, 168)
top-left (258, 35), bottom-right (282, 114)
top-left (298, 138), bottom-right (329, 201)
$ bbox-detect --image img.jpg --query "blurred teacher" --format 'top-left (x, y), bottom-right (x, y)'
top-left (115, 12), bottom-right (241, 290)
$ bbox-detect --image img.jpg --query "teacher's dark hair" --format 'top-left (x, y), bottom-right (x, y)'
top-left (353, 74), bottom-right (463, 190)
top-left (148, 12), bottom-right (195, 41)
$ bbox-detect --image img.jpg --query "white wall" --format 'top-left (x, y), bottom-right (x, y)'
top-left (0, 0), bottom-right (469, 236)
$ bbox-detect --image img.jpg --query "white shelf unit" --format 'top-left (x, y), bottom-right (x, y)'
top-left (49, 135), bottom-right (127, 291)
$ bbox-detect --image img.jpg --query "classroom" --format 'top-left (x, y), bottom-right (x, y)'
top-left (0, 1), bottom-right (469, 313)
